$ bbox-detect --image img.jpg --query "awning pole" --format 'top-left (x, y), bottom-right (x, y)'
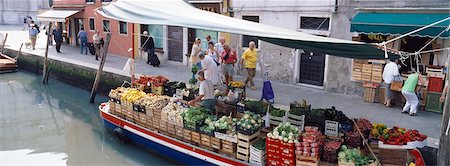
top-left (383, 17), bottom-right (450, 45)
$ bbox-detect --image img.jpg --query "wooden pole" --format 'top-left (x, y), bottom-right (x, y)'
top-left (42, 22), bottom-right (52, 84)
top-left (438, 71), bottom-right (450, 165)
top-left (89, 33), bottom-right (111, 103)
top-left (16, 43), bottom-right (23, 60)
top-left (1, 33), bottom-right (8, 53)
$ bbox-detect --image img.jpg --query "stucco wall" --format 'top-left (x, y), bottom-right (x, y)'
top-left (0, 0), bottom-right (49, 25)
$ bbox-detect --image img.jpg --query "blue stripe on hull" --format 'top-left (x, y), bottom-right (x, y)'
top-left (102, 119), bottom-right (213, 166)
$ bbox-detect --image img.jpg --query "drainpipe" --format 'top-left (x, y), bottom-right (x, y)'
top-left (132, 23), bottom-right (135, 59)
top-left (334, 0), bottom-right (338, 12)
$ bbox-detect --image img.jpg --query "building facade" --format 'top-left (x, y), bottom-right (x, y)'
top-left (0, 0), bottom-right (50, 25)
top-left (231, 0), bottom-right (450, 96)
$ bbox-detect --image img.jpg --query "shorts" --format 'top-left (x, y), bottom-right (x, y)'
top-left (384, 83), bottom-right (393, 99)
top-left (223, 64), bottom-right (234, 76)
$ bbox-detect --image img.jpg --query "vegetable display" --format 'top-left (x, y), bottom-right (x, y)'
top-left (182, 107), bottom-right (209, 130)
top-left (269, 106), bottom-right (286, 117)
top-left (267, 122), bottom-right (300, 143)
top-left (370, 123), bottom-right (387, 139)
top-left (252, 138), bottom-right (266, 151)
top-left (200, 116), bottom-right (218, 134)
top-left (322, 141), bottom-right (342, 163)
top-left (136, 95), bottom-right (171, 114)
top-left (244, 100), bottom-right (268, 116)
top-left (338, 145), bottom-right (374, 166)
top-left (378, 126), bottom-right (427, 145)
top-left (289, 99), bottom-right (310, 116)
top-left (121, 89), bottom-right (147, 102)
top-left (237, 111), bottom-right (263, 134)
top-left (161, 102), bottom-right (188, 125)
top-left (109, 87), bottom-right (130, 99)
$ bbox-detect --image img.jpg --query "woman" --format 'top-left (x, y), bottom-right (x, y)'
top-left (190, 38), bottom-right (202, 68)
top-left (401, 71), bottom-right (425, 116)
top-left (206, 42), bottom-right (220, 66)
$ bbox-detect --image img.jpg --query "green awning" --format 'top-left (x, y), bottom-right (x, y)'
top-left (351, 12), bottom-right (450, 38)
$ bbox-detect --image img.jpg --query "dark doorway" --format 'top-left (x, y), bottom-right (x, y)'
top-left (168, 26), bottom-right (184, 62)
top-left (74, 18), bottom-right (84, 46)
top-left (299, 51), bottom-right (326, 86)
top-left (188, 28), bottom-right (196, 54)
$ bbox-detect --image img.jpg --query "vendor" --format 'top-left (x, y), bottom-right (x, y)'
top-left (188, 71), bottom-right (216, 113)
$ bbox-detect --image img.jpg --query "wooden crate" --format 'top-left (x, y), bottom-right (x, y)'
top-left (379, 148), bottom-right (410, 165)
top-left (362, 64), bottom-right (373, 82)
top-left (352, 61), bottom-right (363, 81)
top-left (133, 111), bottom-right (140, 123)
top-left (183, 129), bottom-right (191, 142)
top-left (352, 71), bottom-right (362, 81)
top-left (221, 140), bottom-right (236, 155)
top-left (191, 131), bottom-right (201, 144)
top-left (211, 137), bottom-right (221, 150)
top-left (175, 125), bottom-right (184, 139)
top-left (237, 131), bottom-right (260, 162)
top-left (201, 134), bottom-right (212, 147)
top-left (296, 160), bottom-right (320, 166)
top-left (167, 123), bottom-right (176, 136)
top-left (363, 87), bottom-right (376, 103)
top-left (109, 100), bottom-right (116, 115)
top-left (138, 112), bottom-right (147, 124)
top-left (136, 121), bottom-right (147, 128)
top-left (152, 117), bottom-right (160, 130)
top-left (145, 115), bottom-right (153, 130)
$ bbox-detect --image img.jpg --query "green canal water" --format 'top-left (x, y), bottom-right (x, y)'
top-left (0, 71), bottom-right (173, 165)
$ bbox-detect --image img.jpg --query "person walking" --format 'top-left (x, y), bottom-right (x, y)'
top-left (199, 53), bottom-right (220, 86)
top-left (382, 59), bottom-right (400, 107)
top-left (221, 43), bottom-right (237, 86)
top-left (53, 26), bottom-right (63, 53)
top-left (190, 38), bottom-right (202, 68)
top-left (93, 30), bottom-right (102, 60)
top-left (141, 31), bottom-right (156, 65)
top-left (30, 21), bottom-right (40, 34)
top-left (401, 71), bottom-right (425, 116)
top-left (77, 28), bottom-right (88, 55)
top-left (28, 24), bottom-right (39, 50)
top-left (188, 70), bottom-right (216, 113)
top-left (240, 41), bottom-right (258, 90)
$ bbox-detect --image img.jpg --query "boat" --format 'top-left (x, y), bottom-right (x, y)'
top-left (99, 103), bottom-right (248, 166)
top-left (0, 53), bottom-right (18, 73)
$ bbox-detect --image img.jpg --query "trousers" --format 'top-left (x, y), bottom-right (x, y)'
top-left (402, 90), bottom-right (419, 114)
top-left (245, 68), bottom-right (256, 87)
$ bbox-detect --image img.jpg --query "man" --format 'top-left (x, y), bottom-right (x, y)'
top-left (205, 35), bottom-right (212, 50)
top-left (240, 41), bottom-right (258, 90)
top-left (214, 37), bottom-right (225, 55)
top-left (221, 43), bottom-right (237, 86)
top-left (28, 24), bottom-right (39, 50)
top-left (46, 24), bottom-right (54, 46)
top-left (190, 38), bottom-right (202, 68)
top-left (30, 21), bottom-right (40, 33)
top-left (53, 25), bottom-right (63, 53)
top-left (142, 31), bottom-right (156, 65)
top-left (77, 27), bottom-right (88, 55)
top-left (199, 53), bottom-right (220, 86)
top-left (93, 30), bottom-right (101, 60)
top-left (382, 59), bottom-right (400, 107)
top-left (188, 70), bottom-right (216, 113)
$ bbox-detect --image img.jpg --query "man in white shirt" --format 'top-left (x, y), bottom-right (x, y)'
top-left (199, 53), bottom-right (220, 86)
top-left (382, 59), bottom-right (400, 107)
top-left (214, 37), bottom-right (225, 55)
top-left (188, 71), bottom-right (216, 113)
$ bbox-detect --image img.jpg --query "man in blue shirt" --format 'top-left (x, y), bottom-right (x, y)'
top-left (77, 28), bottom-right (88, 55)
top-left (53, 26), bottom-right (63, 53)
top-left (28, 24), bottom-right (39, 50)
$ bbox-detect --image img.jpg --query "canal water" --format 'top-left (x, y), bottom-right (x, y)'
top-left (0, 72), bottom-right (173, 165)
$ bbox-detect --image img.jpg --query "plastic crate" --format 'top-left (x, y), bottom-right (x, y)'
top-left (427, 77), bottom-right (444, 92)
top-left (426, 92), bottom-right (444, 113)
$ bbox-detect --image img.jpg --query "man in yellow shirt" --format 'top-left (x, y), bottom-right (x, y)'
top-left (240, 41), bottom-right (258, 90)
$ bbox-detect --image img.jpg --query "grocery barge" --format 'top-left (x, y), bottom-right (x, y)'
top-left (99, 104), bottom-right (247, 166)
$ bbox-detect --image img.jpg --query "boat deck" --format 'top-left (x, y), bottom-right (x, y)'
top-left (0, 53), bottom-right (17, 73)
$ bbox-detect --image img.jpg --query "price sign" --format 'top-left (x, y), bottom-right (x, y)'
top-left (325, 120), bottom-right (339, 137)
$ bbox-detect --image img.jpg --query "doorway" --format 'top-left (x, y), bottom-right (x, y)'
top-left (74, 18), bottom-right (84, 46)
top-left (167, 26), bottom-right (184, 62)
top-left (299, 51), bottom-right (326, 86)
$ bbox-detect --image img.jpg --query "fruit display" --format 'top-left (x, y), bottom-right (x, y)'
top-left (136, 95), bottom-right (171, 115)
top-left (236, 111), bottom-right (263, 134)
top-left (229, 81), bottom-right (245, 89)
top-left (269, 106), bottom-right (286, 117)
top-left (108, 87), bottom-right (130, 99)
top-left (379, 126), bottom-right (427, 145)
top-left (294, 126), bottom-right (323, 158)
top-left (161, 102), bottom-right (188, 125)
top-left (136, 75), bottom-right (169, 87)
top-left (338, 145), bottom-right (374, 166)
top-left (322, 141), bottom-right (342, 163)
top-left (121, 89), bottom-right (147, 102)
top-left (267, 122), bottom-right (301, 143)
top-left (370, 123), bottom-right (387, 139)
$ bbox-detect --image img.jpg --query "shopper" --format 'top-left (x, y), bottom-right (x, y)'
top-left (190, 38), bottom-right (202, 68)
top-left (205, 35), bottom-right (212, 50)
top-left (78, 28), bottom-right (88, 55)
top-left (401, 71), bottom-right (425, 116)
top-left (141, 31), bottom-right (157, 65)
top-left (241, 41), bottom-right (258, 90)
top-left (199, 53), bottom-right (220, 86)
top-left (188, 70), bottom-right (216, 113)
top-left (221, 43), bottom-right (237, 86)
top-left (53, 25), bottom-right (63, 53)
top-left (93, 30), bottom-right (101, 60)
top-left (45, 24), bottom-right (54, 46)
top-left (382, 59), bottom-right (400, 107)
top-left (206, 42), bottom-right (220, 65)
top-left (215, 37), bottom-right (225, 55)
top-left (28, 24), bottom-right (39, 50)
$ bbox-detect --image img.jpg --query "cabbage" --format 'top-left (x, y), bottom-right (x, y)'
top-left (338, 151), bottom-right (346, 159)
top-left (340, 145), bottom-right (348, 151)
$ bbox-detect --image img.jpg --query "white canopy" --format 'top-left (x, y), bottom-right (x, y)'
top-left (38, 10), bottom-right (80, 22)
top-left (97, 0), bottom-right (399, 59)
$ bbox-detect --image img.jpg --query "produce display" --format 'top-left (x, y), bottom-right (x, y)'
top-left (200, 116), bottom-right (218, 134)
top-left (322, 141), bottom-right (342, 163)
top-left (236, 111), bottom-right (263, 134)
top-left (377, 126), bottom-right (427, 145)
top-left (182, 107), bottom-right (209, 130)
top-left (229, 81), bottom-right (245, 89)
top-left (269, 106), bottom-right (286, 117)
top-left (244, 100), bottom-right (268, 116)
top-left (338, 145), bottom-right (374, 166)
top-left (324, 107), bottom-right (352, 130)
top-left (136, 95), bottom-right (171, 114)
top-left (108, 87), bottom-right (130, 99)
top-left (136, 75), bottom-right (169, 87)
top-left (121, 89), bottom-right (147, 102)
top-left (252, 138), bottom-right (266, 152)
top-left (289, 99), bottom-right (310, 116)
top-left (267, 122), bottom-right (301, 143)
top-left (294, 126), bottom-right (323, 158)
top-left (161, 101), bottom-right (188, 125)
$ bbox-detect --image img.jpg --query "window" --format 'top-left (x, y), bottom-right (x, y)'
top-left (141, 24), bottom-right (163, 48)
top-left (119, 21), bottom-right (127, 34)
top-left (89, 18), bottom-right (95, 31)
top-left (242, 16), bottom-right (259, 48)
top-left (102, 20), bottom-right (110, 33)
top-left (86, 0), bottom-right (95, 3)
top-left (300, 17), bottom-right (330, 31)
top-left (101, 0), bottom-right (112, 3)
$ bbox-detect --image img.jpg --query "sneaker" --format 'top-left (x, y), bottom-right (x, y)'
top-left (401, 111), bottom-right (409, 114)
top-left (409, 113), bottom-right (417, 116)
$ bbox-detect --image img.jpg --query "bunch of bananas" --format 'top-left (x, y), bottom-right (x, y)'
top-left (229, 81), bottom-right (245, 88)
top-left (121, 89), bottom-right (147, 102)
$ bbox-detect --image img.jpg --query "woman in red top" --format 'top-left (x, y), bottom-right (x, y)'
top-left (221, 43), bottom-right (237, 86)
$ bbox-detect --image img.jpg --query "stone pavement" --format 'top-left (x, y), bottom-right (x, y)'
top-left (0, 25), bottom-right (443, 143)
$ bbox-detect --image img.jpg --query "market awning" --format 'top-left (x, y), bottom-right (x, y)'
top-left (351, 12), bottom-right (450, 38)
top-left (96, 0), bottom-right (400, 59)
top-left (37, 10), bottom-right (80, 22)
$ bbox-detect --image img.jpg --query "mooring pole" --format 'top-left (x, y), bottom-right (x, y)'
top-left (1, 33), bottom-right (8, 53)
top-left (438, 71), bottom-right (450, 165)
top-left (90, 33), bottom-right (111, 103)
top-left (42, 22), bottom-right (52, 84)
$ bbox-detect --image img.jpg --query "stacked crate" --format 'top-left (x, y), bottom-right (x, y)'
top-left (108, 98), bottom-right (117, 115)
top-left (191, 131), bottom-right (201, 145)
top-left (211, 137), bottom-right (221, 150)
top-left (352, 60), bottom-right (364, 81)
top-left (250, 144), bottom-right (266, 166)
top-left (183, 129), bottom-right (192, 142)
top-left (237, 131), bottom-right (260, 162)
top-left (362, 64), bottom-right (373, 82)
top-left (200, 134), bottom-right (212, 149)
top-left (371, 64), bottom-right (383, 83)
top-left (221, 140), bottom-right (237, 158)
top-left (175, 125), bottom-right (184, 139)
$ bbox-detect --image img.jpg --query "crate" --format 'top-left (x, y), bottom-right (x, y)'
top-left (296, 160), bottom-right (320, 166)
top-left (138, 112), bottom-right (147, 125)
top-left (133, 111), bottom-right (140, 124)
top-left (151, 85), bottom-right (164, 95)
top-left (362, 64), bottom-right (373, 82)
top-left (338, 161), bottom-right (356, 166)
top-left (201, 134), bottom-right (212, 147)
top-left (363, 87), bottom-right (376, 103)
top-left (324, 120), bottom-right (339, 137)
top-left (114, 99), bottom-right (122, 115)
top-left (159, 120), bottom-right (168, 132)
top-left (175, 125), bottom-right (184, 139)
top-left (237, 132), bottom-right (261, 162)
top-left (371, 74), bottom-right (382, 83)
top-left (426, 92), bottom-right (444, 113)
top-left (250, 144), bottom-right (266, 165)
top-left (270, 115), bottom-right (284, 126)
top-left (167, 123), bottom-right (176, 136)
top-left (211, 137), bottom-right (221, 150)
top-left (250, 155), bottom-right (266, 166)
top-left (109, 99), bottom-right (116, 115)
top-left (379, 148), bottom-right (409, 165)
top-left (153, 117), bottom-right (160, 130)
top-left (287, 113), bottom-right (305, 131)
top-left (183, 129), bottom-right (192, 142)
top-left (145, 115), bottom-right (153, 129)
top-left (221, 140), bottom-right (236, 155)
top-left (428, 77), bottom-right (444, 92)
top-left (191, 131), bottom-right (201, 144)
